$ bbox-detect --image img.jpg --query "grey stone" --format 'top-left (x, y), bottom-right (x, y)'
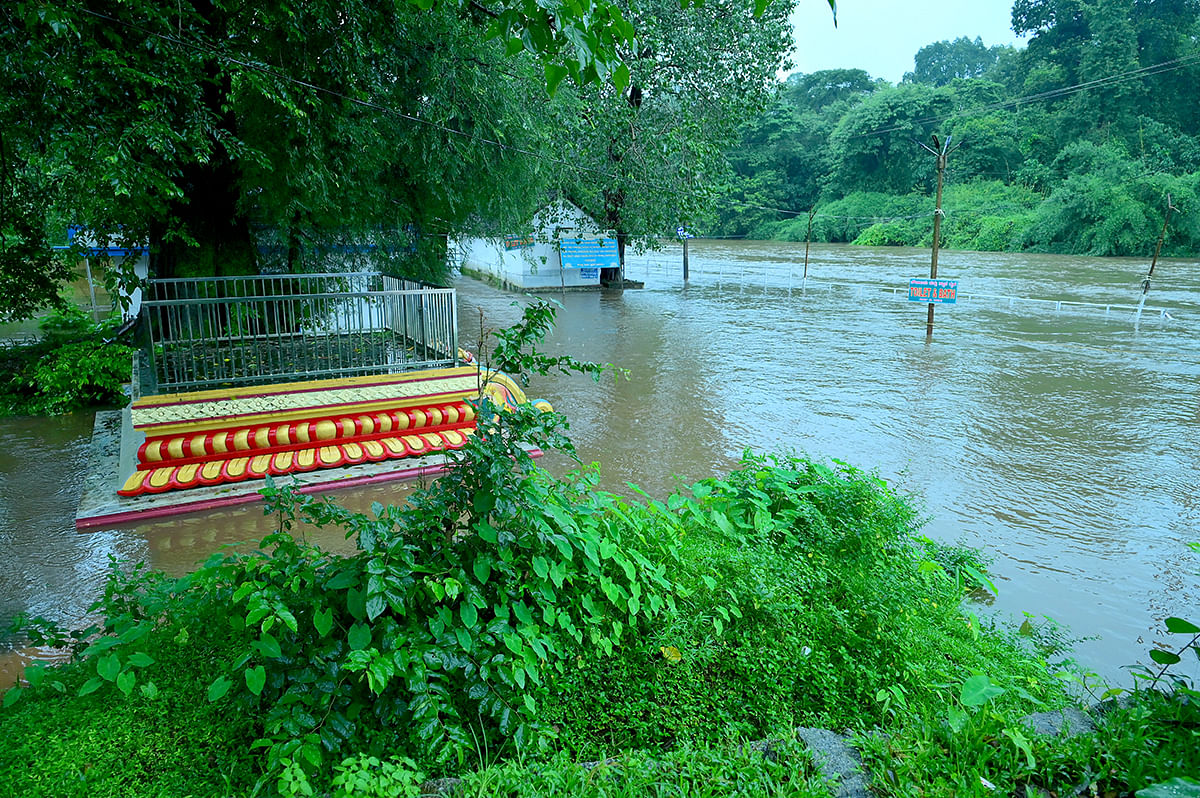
top-left (418, 776), bottom-right (462, 797)
top-left (1020, 706), bottom-right (1096, 738)
top-left (794, 727), bottom-right (872, 798)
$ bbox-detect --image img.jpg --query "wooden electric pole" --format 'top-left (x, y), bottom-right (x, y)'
top-left (803, 207), bottom-right (815, 281)
top-left (918, 134), bottom-right (958, 339)
top-left (1135, 193), bottom-right (1178, 330)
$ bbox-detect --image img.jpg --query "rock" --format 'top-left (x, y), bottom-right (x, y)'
top-left (794, 727), bottom-right (872, 798)
top-left (1020, 706), bottom-right (1096, 737)
top-left (418, 776), bottom-right (462, 797)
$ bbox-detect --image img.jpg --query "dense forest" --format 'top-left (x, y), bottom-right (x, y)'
top-left (714, 0), bottom-right (1200, 257)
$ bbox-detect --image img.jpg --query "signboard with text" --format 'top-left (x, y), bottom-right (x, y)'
top-left (504, 235), bottom-right (534, 250)
top-left (560, 237), bottom-right (618, 270)
top-left (908, 278), bottom-right (958, 304)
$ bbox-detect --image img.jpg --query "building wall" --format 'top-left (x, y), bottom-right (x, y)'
top-left (454, 201), bottom-right (605, 290)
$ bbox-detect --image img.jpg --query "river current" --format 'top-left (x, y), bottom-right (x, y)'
top-left (2, 241), bottom-right (1198, 686)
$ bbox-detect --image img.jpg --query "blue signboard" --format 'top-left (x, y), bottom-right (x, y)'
top-left (908, 278), bottom-right (958, 304)
top-left (560, 237), bottom-right (618, 270)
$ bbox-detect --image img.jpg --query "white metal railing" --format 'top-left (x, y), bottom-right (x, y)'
top-left (143, 273), bottom-right (457, 392)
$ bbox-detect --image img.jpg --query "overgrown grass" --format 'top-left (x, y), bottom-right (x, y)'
top-left (4, 306), bottom-right (1199, 798)
top-left (858, 688), bottom-right (1200, 797)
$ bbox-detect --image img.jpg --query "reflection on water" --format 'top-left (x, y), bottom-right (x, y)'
top-left (2, 242), bottom-right (1198, 686)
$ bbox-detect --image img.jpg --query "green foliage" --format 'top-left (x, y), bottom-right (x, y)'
top-left (904, 37), bottom-right (1014, 86)
top-left (457, 740), bottom-right (827, 797)
top-left (715, 1), bottom-right (1200, 255)
top-left (0, 639), bottom-right (259, 797)
top-left (541, 453), bottom-right (1065, 758)
top-left (859, 687), bottom-right (1200, 797)
top-left (330, 755), bottom-right (424, 798)
top-left (0, 305), bottom-right (133, 416)
top-left (554, 0), bottom-right (803, 261)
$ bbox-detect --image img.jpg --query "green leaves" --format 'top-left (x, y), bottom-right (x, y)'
top-left (959, 674), bottom-right (1005, 707)
top-left (347, 623), bottom-right (372, 652)
top-left (545, 64), bottom-right (570, 96)
top-left (97, 654), bottom-right (121, 682)
top-left (1150, 649), bottom-right (1182, 666)
top-left (245, 666), bottom-right (267, 697)
top-left (207, 675), bottom-right (233, 703)
top-left (257, 632), bottom-right (282, 659)
top-left (313, 608), bottom-right (334, 637)
top-left (1165, 617), bottom-right (1200, 635)
top-left (1137, 778), bottom-right (1200, 798)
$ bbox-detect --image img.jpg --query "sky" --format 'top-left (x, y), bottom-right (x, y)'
top-left (786, 0), bottom-right (1029, 84)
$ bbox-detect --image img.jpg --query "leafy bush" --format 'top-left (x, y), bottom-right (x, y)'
top-left (858, 687), bottom-right (1200, 797)
top-left (6, 301), bottom-right (1194, 797)
top-left (542, 454), bottom-right (1063, 758)
top-left (0, 304), bottom-right (132, 415)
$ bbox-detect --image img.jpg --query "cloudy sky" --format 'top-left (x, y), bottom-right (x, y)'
top-left (786, 0), bottom-right (1029, 83)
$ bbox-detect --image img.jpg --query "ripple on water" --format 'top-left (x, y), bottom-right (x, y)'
top-left (3, 245), bottom-right (1199, 688)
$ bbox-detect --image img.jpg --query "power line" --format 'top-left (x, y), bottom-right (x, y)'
top-left (845, 51), bottom-right (1200, 140)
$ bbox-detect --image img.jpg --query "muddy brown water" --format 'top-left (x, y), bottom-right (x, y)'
top-left (2, 241), bottom-right (1198, 687)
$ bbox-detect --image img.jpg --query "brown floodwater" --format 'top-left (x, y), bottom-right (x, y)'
top-left (2, 241), bottom-right (1198, 687)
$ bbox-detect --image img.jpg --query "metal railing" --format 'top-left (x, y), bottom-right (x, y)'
top-left (143, 273), bottom-right (458, 392)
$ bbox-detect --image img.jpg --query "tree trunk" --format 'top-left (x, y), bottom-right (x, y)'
top-left (152, 160), bottom-right (257, 280)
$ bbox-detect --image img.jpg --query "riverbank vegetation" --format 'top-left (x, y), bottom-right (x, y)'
top-left (715, 1), bottom-right (1200, 257)
top-left (0, 305), bottom-right (132, 416)
top-left (4, 303), bottom-right (1198, 796)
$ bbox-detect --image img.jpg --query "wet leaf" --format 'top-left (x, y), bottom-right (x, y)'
top-left (116, 670), bottom-right (136, 696)
top-left (1164, 617), bottom-right (1200, 635)
top-left (348, 622), bottom-right (372, 651)
top-left (1150, 649), bottom-right (1181, 665)
top-left (960, 674), bottom-right (1005, 707)
top-left (97, 653), bottom-right (121, 682)
top-left (313, 608), bottom-right (333, 637)
top-left (245, 665), bottom-right (266, 696)
top-left (207, 675), bottom-right (232, 702)
top-left (1136, 778), bottom-right (1200, 798)
top-left (77, 677), bottom-right (104, 697)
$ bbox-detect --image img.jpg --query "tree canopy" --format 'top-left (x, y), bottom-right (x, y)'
top-left (1, 0), bottom-right (834, 320)
top-left (714, 0), bottom-right (1200, 257)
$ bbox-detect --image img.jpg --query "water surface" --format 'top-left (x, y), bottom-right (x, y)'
top-left (2, 241), bottom-right (1197, 686)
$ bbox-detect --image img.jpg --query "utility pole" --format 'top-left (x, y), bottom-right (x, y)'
top-left (918, 134), bottom-right (958, 339)
top-left (683, 237), bottom-right (689, 282)
top-left (1135, 193), bottom-right (1178, 331)
top-left (803, 207), bottom-right (815, 282)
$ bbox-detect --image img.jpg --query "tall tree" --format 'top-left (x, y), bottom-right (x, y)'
top-left (1, 1), bottom-right (561, 295)
top-left (825, 83), bottom-right (956, 196)
top-left (905, 36), bottom-right (1010, 86)
top-left (2, 0), bottom-right (832, 318)
top-left (555, 0), bottom-right (805, 275)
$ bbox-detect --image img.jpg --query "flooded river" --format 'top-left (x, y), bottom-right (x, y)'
top-left (2, 241), bottom-right (1198, 686)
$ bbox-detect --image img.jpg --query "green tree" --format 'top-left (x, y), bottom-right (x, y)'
top-left (0, 1), bottom-right (566, 293)
top-left (825, 83), bottom-right (955, 196)
top-left (905, 36), bottom-right (1011, 86)
top-left (553, 0), bottom-right (813, 273)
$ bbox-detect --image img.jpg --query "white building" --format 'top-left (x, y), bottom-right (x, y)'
top-left (453, 201), bottom-right (616, 290)
top-left (53, 227), bottom-right (150, 320)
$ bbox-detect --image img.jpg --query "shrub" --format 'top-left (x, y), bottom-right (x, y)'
top-left (0, 304), bottom-right (132, 415)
